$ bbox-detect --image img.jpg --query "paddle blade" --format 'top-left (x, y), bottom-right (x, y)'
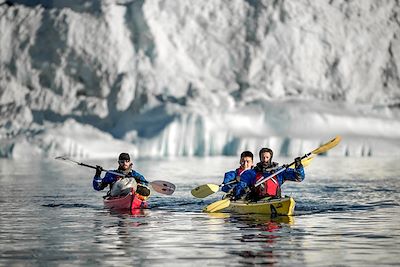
top-left (203, 199), bottom-right (230, 213)
top-left (288, 156), bottom-right (314, 168)
top-left (150, 180), bottom-right (176, 195)
top-left (311, 136), bottom-right (342, 155)
top-left (191, 184), bottom-right (220, 198)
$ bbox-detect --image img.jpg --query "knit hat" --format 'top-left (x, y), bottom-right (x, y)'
top-left (118, 153), bottom-right (130, 161)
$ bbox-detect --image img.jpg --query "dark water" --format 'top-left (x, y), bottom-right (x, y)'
top-left (0, 157), bottom-right (399, 266)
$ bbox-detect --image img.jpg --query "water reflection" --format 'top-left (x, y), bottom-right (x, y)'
top-left (204, 213), bottom-right (299, 265)
top-left (107, 207), bottom-right (149, 217)
top-left (92, 210), bottom-right (150, 265)
top-left (231, 215), bottom-right (300, 266)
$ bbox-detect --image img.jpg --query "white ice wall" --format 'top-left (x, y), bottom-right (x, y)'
top-left (0, 0), bottom-right (399, 158)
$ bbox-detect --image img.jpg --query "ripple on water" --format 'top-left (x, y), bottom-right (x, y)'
top-left (1, 157), bottom-right (400, 266)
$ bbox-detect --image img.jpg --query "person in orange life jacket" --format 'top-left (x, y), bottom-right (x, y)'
top-left (221, 151), bottom-right (257, 200)
top-left (253, 148), bottom-right (304, 200)
top-left (92, 153), bottom-right (150, 196)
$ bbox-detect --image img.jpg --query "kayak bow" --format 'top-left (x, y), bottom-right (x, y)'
top-left (103, 189), bottom-right (148, 212)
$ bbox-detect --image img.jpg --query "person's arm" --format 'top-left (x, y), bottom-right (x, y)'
top-left (280, 157), bottom-right (305, 182)
top-left (93, 167), bottom-right (117, 191)
top-left (93, 165), bottom-right (104, 191)
top-left (232, 169), bottom-right (256, 199)
top-left (241, 169), bottom-right (256, 186)
top-left (131, 170), bottom-right (148, 185)
top-left (221, 170), bottom-right (237, 193)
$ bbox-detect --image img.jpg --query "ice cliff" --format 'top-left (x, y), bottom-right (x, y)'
top-left (0, 0), bottom-right (399, 159)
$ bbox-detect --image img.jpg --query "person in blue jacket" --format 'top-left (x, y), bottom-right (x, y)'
top-left (252, 148), bottom-right (305, 200)
top-left (221, 151), bottom-right (257, 200)
top-left (93, 153), bottom-right (150, 196)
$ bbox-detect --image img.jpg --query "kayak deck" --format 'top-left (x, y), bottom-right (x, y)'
top-left (222, 197), bottom-right (296, 216)
top-left (103, 191), bottom-right (148, 212)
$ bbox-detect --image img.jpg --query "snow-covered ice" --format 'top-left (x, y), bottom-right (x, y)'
top-left (0, 0), bottom-right (399, 159)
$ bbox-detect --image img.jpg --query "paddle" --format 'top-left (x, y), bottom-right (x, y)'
top-left (203, 198), bottom-right (231, 213)
top-left (193, 156), bottom-right (315, 199)
top-left (55, 156), bottom-right (176, 195)
top-left (255, 136), bottom-right (341, 187)
top-left (149, 180), bottom-right (176, 195)
top-left (191, 180), bottom-right (236, 199)
top-left (203, 136), bottom-right (342, 213)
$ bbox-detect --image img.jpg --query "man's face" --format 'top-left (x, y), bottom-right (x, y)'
top-left (260, 152), bottom-right (272, 165)
top-left (240, 156), bottom-right (253, 170)
top-left (118, 159), bottom-right (131, 170)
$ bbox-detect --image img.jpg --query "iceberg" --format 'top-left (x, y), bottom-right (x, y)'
top-left (0, 0), bottom-right (399, 159)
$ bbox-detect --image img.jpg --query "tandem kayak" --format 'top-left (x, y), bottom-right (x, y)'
top-left (216, 197), bottom-right (296, 216)
top-left (103, 189), bottom-right (148, 213)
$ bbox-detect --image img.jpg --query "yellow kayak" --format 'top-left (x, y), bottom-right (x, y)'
top-left (221, 197), bottom-right (296, 216)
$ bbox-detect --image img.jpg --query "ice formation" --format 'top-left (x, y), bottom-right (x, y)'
top-left (0, 0), bottom-right (399, 159)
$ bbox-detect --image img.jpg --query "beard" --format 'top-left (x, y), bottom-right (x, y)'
top-left (257, 161), bottom-right (279, 172)
top-left (118, 163), bottom-right (133, 175)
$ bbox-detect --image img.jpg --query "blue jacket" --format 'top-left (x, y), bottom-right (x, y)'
top-left (222, 168), bottom-right (256, 198)
top-left (276, 166), bottom-right (304, 185)
top-left (93, 169), bottom-right (148, 191)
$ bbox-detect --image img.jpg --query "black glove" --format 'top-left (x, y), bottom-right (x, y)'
top-left (95, 165), bottom-right (103, 177)
top-left (294, 157), bottom-right (302, 168)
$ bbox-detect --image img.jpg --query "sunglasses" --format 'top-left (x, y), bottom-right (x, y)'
top-left (118, 160), bottom-right (130, 164)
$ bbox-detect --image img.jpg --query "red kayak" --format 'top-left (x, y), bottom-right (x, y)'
top-left (103, 189), bottom-right (148, 213)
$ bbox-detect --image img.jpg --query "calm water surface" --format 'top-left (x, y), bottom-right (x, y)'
top-left (0, 157), bottom-right (399, 266)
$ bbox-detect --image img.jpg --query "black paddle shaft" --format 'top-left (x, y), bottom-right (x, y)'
top-left (78, 162), bottom-right (103, 170)
top-left (78, 163), bottom-right (125, 177)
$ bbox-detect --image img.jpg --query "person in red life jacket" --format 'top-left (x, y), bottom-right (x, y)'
top-left (252, 148), bottom-right (304, 200)
top-left (92, 153), bottom-right (150, 197)
top-left (221, 151), bottom-right (257, 200)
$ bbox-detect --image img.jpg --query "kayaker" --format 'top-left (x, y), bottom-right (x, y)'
top-left (221, 151), bottom-right (257, 200)
top-left (252, 148), bottom-right (304, 200)
top-left (92, 153), bottom-right (150, 197)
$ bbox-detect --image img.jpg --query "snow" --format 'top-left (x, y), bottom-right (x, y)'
top-left (0, 0), bottom-right (399, 159)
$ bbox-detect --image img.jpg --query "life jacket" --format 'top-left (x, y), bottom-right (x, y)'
top-left (255, 172), bottom-right (280, 197)
top-left (254, 162), bottom-right (281, 198)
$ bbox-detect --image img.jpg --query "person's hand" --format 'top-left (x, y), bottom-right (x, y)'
top-left (235, 175), bottom-right (241, 182)
top-left (95, 165), bottom-right (103, 177)
top-left (294, 157), bottom-right (302, 168)
top-left (230, 194), bottom-right (238, 201)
